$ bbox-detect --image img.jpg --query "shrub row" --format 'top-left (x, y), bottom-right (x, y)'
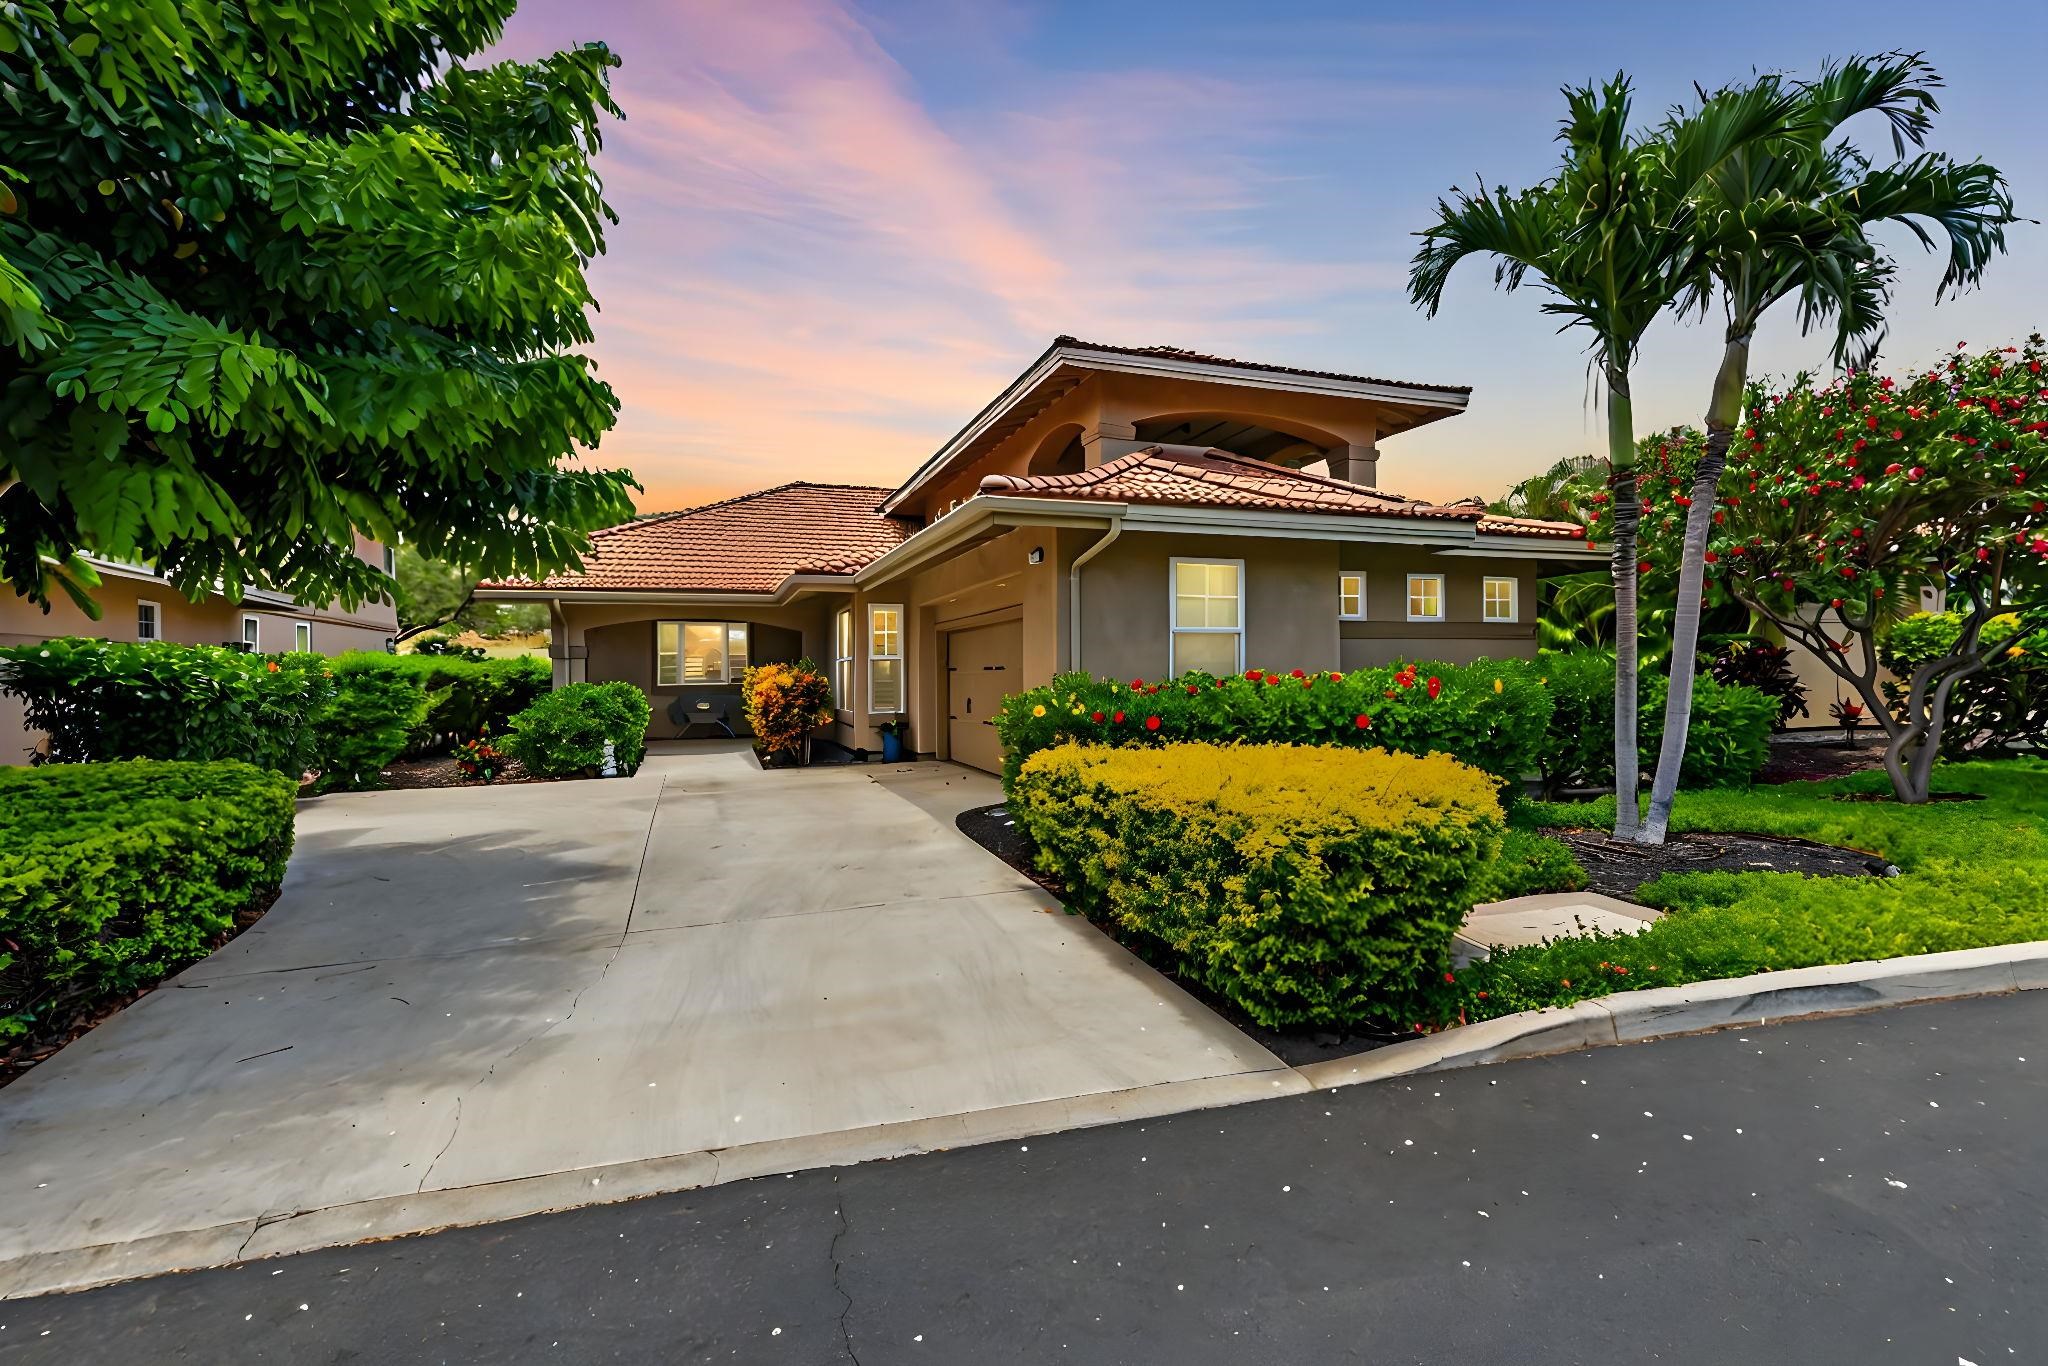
top-left (1011, 742), bottom-right (1505, 1028)
top-left (1519, 652), bottom-right (1776, 793)
top-left (1, 761), bottom-right (296, 1043)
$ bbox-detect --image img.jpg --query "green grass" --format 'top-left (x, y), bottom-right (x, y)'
top-left (1440, 759), bottom-right (2048, 1024)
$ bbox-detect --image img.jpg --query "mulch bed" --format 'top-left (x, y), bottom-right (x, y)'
top-left (1551, 828), bottom-right (1893, 899)
top-left (1756, 733), bottom-right (1890, 785)
top-left (0, 885), bottom-right (283, 1092)
top-left (358, 755), bottom-right (536, 790)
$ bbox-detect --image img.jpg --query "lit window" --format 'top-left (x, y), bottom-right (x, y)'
top-left (1170, 559), bottom-right (1243, 675)
top-left (1406, 574), bottom-right (1445, 623)
top-left (1483, 576), bottom-right (1518, 623)
top-left (868, 604), bottom-right (904, 713)
top-left (242, 615), bottom-right (260, 651)
top-left (137, 600), bottom-right (161, 641)
top-left (293, 621), bottom-right (312, 652)
top-left (834, 608), bottom-right (854, 711)
top-left (1339, 573), bottom-right (1366, 620)
top-left (656, 622), bottom-right (750, 686)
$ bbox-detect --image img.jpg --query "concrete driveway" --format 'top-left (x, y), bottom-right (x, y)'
top-left (0, 745), bottom-right (1294, 1297)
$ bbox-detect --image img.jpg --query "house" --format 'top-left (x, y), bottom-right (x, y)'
top-left (0, 534), bottom-right (399, 764)
top-left (475, 337), bottom-right (1597, 773)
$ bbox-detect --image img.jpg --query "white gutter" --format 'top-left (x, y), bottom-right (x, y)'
top-left (1068, 517), bottom-right (1124, 672)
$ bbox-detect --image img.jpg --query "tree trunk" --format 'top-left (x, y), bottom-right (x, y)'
top-left (1640, 331), bottom-right (1750, 843)
top-left (1605, 367), bottom-right (1642, 839)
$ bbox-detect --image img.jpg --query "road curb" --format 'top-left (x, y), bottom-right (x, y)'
top-left (1297, 940), bottom-right (2048, 1090)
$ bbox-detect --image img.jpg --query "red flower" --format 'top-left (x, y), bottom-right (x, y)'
top-left (1290, 668), bottom-right (1305, 679)
top-left (1703, 550), bottom-right (1719, 564)
top-left (1426, 676), bottom-right (1442, 700)
top-left (1090, 710), bottom-right (1105, 723)
top-left (1143, 714), bottom-right (1161, 732)
top-left (1301, 677), bottom-right (1313, 689)
top-left (1354, 714), bottom-right (1373, 729)
top-left (1891, 430), bottom-right (1903, 441)
top-left (1329, 671), bottom-right (1343, 683)
top-left (1638, 560), bottom-right (1652, 574)
top-left (1385, 689), bottom-right (1397, 699)
top-left (1186, 684), bottom-right (1199, 696)
top-left (1112, 710), bottom-right (1126, 724)
top-left (1131, 679), bottom-right (1144, 690)
top-left (1265, 674), bottom-right (1282, 686)
top-left (1907, 466), bottom-right (1924, 481)
top-left (1829, 598), bottom-right (1843, 609)
top-left (1884, 463), bottom-right (1903, 475)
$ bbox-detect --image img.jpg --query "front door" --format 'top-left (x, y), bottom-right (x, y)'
top-left (946, 620), bottom-right (1023, 774)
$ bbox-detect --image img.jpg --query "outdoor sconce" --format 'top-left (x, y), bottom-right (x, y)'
top-left (1027, 546), bottom-right (1045, 564)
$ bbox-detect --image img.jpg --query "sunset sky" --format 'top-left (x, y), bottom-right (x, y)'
top-left (494, 0), bottom-right (2047, 514)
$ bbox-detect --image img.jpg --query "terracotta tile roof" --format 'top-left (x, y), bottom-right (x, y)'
top-left (480, 483), bottom-right (910, 593)
top-left (977, 446), bottom-right (1580, 541)
top-left (1052, 336), bottom-right (1472, 396)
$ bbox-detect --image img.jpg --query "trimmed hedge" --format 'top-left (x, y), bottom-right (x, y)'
top-left (379, 653), bottom-right (552, 755)
top-left (0, 637), bottom-right (334, 775)
top-left (1, 761), bottom-right (296, 1043)
top-left (504, 680), bottom-right (651, 778)
top-left (995, 662), bottom-right (1553, 791)
top-left (312, 655), bottom-right (431, 791)
top-left (1011, 742), bottom-right (1505, 1028)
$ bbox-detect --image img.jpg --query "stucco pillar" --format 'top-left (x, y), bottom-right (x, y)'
top-left (1324, 439), bottom-right (1378, 487)
top-left (1081, 420), bottom-right (1148, 468)
top-left (547, 602), bottom-right (586, 687)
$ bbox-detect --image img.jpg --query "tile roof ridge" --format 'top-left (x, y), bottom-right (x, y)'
top-left (604, 482), bottom-right (900, 536)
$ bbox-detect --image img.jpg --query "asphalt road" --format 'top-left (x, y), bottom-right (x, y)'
top-left (3, 993), bottom-right (2043, 1366)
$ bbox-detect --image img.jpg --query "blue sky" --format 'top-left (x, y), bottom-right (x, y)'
top-left (500, 0), bottom-right (2047, 509)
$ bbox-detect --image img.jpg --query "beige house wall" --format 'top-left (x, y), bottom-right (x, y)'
top-left (1336, 545), bottom-right (1540, 668)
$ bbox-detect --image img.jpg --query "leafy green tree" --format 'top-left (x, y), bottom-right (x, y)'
top-left (394, 544), bottom-right (545, 638)
top-left (1641, 53), bottom-right (2017, 838)
top-left (0, 1), bottom-right (637, 616)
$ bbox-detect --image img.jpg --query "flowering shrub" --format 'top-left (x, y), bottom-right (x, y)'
top-left (1010, 742), bottom-right (1504, 1027)
top-left (453, 730), bottom-right (510, 782)
top-left (993, 660), bottom-right (1553, 791)
top-left (740, 658), bottom-right (833, 762)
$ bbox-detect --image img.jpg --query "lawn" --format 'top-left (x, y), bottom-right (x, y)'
top-left (1443, 759), bottom-right (2048, 1023)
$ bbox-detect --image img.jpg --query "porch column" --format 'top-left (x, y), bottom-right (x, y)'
top-left (547, 601), bottom-right (586, 687)
top-left (1081, 419), bottom-right (1148, 468)
top-left (1324, 437), bottom-right (1379, 488)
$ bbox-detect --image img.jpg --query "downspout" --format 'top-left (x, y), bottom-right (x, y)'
top-left (1067, 518), bottom-right (1123, 674)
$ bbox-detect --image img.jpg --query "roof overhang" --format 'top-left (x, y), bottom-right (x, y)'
top-left (879, 340), bottom-right (1473, 516)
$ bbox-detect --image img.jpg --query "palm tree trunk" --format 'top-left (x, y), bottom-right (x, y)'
top-left (1604, 365), bottom-right (1641, 839)
top-left (1640, 330), bottom-right (1750, 843)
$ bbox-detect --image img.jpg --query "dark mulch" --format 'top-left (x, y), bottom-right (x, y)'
top-left (955, 804), bottom-right (1404, 1067)
top-left (362, 755), bottom-right (536, 790)
top-left (1553, 827), bottom-right (1894, 899)
top-left (1756, 733), bottom-right (1890, 785)
top-left (0, 885), bottom-right (283, 1092)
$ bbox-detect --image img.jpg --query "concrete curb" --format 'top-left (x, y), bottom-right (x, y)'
top-left (6, 940), bottom-right (2045, 1302)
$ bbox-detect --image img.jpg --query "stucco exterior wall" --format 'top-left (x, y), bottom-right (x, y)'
top-left (1335, 545), bottom-right (1540, 668)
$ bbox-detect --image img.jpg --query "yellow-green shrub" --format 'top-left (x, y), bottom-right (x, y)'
top-left (1010, 742), bottom-right (1504, 1027)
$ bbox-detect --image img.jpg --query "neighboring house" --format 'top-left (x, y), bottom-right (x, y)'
top-left (476, 337), bottom-right (1597, 774)
top-left (0, 533), bottom-right (399, 765)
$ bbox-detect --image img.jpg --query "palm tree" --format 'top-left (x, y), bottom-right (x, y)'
top-left (1640, 53), bottom-right (2017, 841)
top-left (1491, 454), bottom-right (1604, 521)
top-left (1412, 76), bottom-right (1794, 838)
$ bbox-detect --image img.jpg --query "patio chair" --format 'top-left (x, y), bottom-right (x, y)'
top-left (668, 696), bottom-right (738, 738)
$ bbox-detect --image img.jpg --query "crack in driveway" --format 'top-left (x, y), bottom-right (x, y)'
top-left (829, 1176), bottom-right (862, 1366)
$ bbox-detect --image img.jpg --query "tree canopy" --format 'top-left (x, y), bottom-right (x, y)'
top-left (0, 0), bottom-right (638, 615)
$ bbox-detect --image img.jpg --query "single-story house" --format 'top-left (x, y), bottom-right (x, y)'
top-left (476, 337), bottom-right (1598, 773)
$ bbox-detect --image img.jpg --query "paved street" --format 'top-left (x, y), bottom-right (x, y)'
top-left (3, 992), bottom-right (2041, 1365)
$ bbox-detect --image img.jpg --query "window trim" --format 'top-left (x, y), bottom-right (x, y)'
top-left (1338, 572), bottom-right (1367, 621)
top-left (1168, 556), bottom-right (1246, 675)
top-left (1405, 573), bottom-right (1446, 624)
top-left (1482, 575), bottom-right (1519, 624)
top-left (382, 544), bottom-right (397, 578)
top-left (867, 603), bottom-right (905, 715)
top-left (136, 598), bottom-right (161, 642)
top-left (292, 620), bottom-right (312, 653)
top-left (656, 621), bottom-right (751, 687)
top-left (834, 607), bottom-right (855, 714)
top-left (242, 614), bottom-right (261, 651)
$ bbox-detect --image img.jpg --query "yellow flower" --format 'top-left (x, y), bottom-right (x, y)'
top-left (1493, 678), bottom-right (1503, 694)
top-left (2010, 645), bottom-right (2027, 658)
top-left (1032, 704), bottom-right (1047, 717)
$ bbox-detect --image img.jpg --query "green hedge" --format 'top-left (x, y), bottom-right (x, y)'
top-left (1532, 654), bottom-right (1777, 792)
top-left (312, 655), bottom-right (431, 791)
top-left (1881, 612), bottom-right (2046, 755)
top-left (1, 761), bottom-right (296, 1043)
top-left (504, 680), bottom-right (651, 778)
top-left (1011, 742), bottom-right (1505, 1028)
top-left (995, 661), bottom-right (1553, 791)
top-left (0, 637), bottom-right (334, 775)
top-left (380, 653), bottom-right (552, 755)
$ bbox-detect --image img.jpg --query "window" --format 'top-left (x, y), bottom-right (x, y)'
top-left (868, 604), bottom-right (904, 713)
top-left (656, 622), bottom-right (750, 686)
top-left (1483, 576), bottom-right (1518, 623)
top-left (293, 621), bottom-right (312, 653)
top-left (136, 600), bottom-right (161, 641)
top-left (382, 544), bottom-right (397, 578)
top-left (1338, 573), bottom-right (1366, 621)
top-left (1170, 558), bottom-right (1244, 675)
top-left (242, 615), bottom-right (261, 651)
top-left (1406, 574), bottom-right (1445, 623)
top-left (834, 608), bottom-right (855, 712)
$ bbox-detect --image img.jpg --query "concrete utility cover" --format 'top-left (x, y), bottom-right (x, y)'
top-left (1454, 891), bottom-right (1661, 962)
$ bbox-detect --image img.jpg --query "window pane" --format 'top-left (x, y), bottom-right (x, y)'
top-left (137, 603), bottom-right (158, 640)
top-left (294, 622), bottom-right (311, 652)
top-left (1175, 561), bottom-right (1208, 597)
top-left (1207, 563), bottom-right (1238, 598)
top-left (870, 607), bottom-right (901, 657)
top-left (1339, 574), bottom-right (1363, 617)
top-left (1408, 576), bottom-right (1441, 619)
top-left (729, 624), bottom-right (749, 674)
top-left (870, 657), bottom-right (902, 713)
top-left (1174, 631), bottom-right (1238, 676)
top-left (656, 622), bottom-right (681, 686)
top-left (837, 609), bottom-right (853, 657)
top-left (682, 623), bottom-right (725, 681)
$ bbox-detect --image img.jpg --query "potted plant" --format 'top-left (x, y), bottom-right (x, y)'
top-left (1828, 698), bottom-right (1867, 747)
top-left (878, 716), bottom-right (910, 763)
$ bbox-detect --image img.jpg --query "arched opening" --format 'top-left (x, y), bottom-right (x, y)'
top-left (1130, 411), bottom-right (1344, 468)
top-left (1026, 422), bottom-right (1087, 476)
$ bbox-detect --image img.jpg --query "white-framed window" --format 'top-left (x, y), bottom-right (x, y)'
top-left (834, 608), bottom-right (855, 712)
top-left (1169, 558), bottom-right (1244, 675)
top-left (382, 544), bottom-right (397, 578)
top-left (1339, 572), bottom-right (1366, 621)
top-left (242, 615), bottom-right (261, 651)
top-left (656, 621), bottom-right (750, 686)
top-left (1482, 575), bottom-right (1518, 623)
top-left (868, 604), bottom-right (904, 713)
top-left (136, 599), bottom-right (161, 641)
top-left (293, 621), bottom-right (312, 653)
top-left (1406, 573), bottom-right (1445, 623)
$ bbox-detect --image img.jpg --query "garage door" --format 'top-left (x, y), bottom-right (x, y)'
top-left (946, 620), bottom-right (1023, 774)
